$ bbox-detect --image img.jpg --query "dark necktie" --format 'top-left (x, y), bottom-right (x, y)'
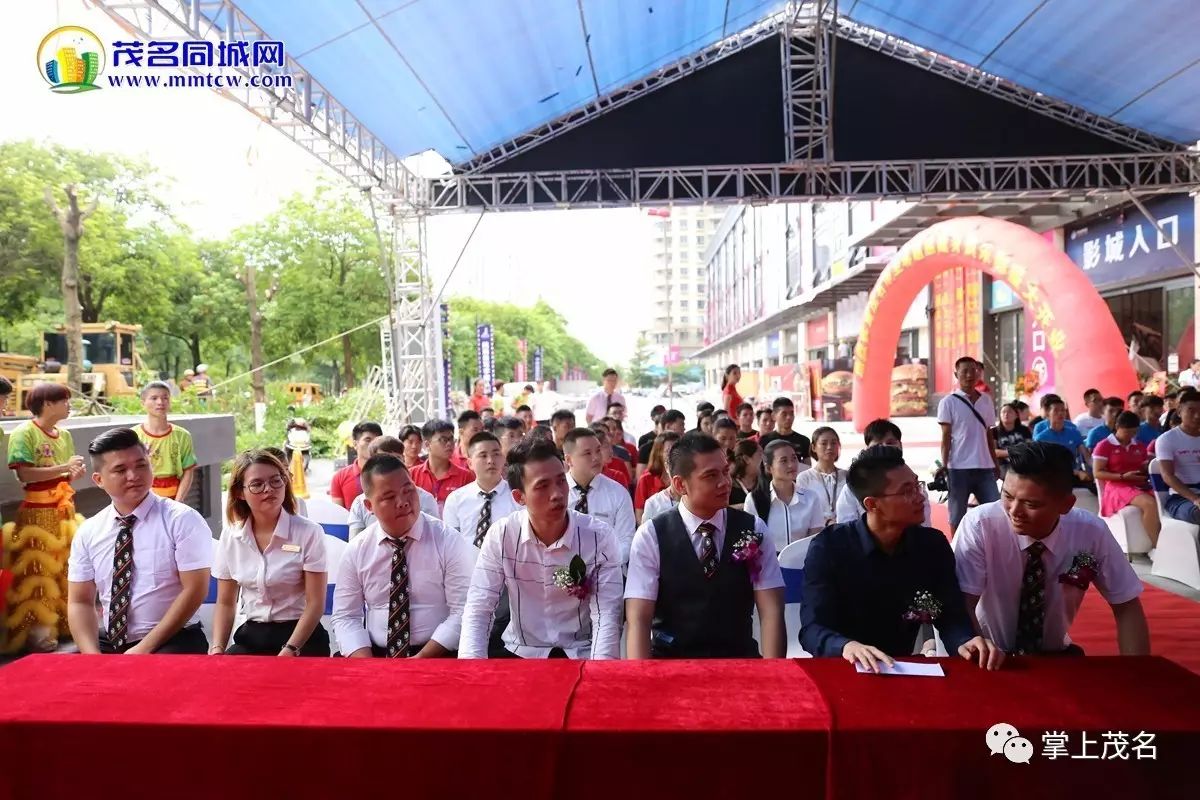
top-left (697, 522), bottom-right (718, 579)
top-left (1015, 541), bottom-right (1047, 655)
top-left (575, 483), bottom-right (590, 514)
top-left (474, 490), bottom-right (495, 548)
top-left (386, 538), bottom-right (411, 658)
top-left (108, 514), bottom-right (137, 648)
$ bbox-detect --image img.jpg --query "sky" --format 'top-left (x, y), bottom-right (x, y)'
top-left (2, 0), bottom-right (658, 365)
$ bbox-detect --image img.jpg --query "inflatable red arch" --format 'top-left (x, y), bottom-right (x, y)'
top-left (851, 217), bottom-right (1138, 432)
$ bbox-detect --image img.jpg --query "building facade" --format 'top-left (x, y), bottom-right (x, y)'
top-left (646, 205), bottom-right (724, 364)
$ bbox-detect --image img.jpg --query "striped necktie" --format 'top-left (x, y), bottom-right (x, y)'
top-left (575, 483), bottom-right (591, 514)
top-left (474, 490), bottom-right (495, 548)
top-left (108, 514), bottom-right (137, 648)
top-left (386, 538), bottom-right (410, 658)
top-left (697, 522), bottom-right (718, 579)
top-left (1015, 541), bottom-right (1047, 655)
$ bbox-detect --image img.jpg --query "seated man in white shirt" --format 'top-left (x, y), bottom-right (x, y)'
top-left (67, 427), bottom-right (212, 654)
top-left (459, 438), bottom-right (624, 659)
top-left (347, 436), bottom-right (440, 538)
top-left (955, 441), bottom-right (1149, 656)
top-left (332, 454), bottom-right (475, 658)
top-left (563, 427), bottom-right (636, 564)
top-left (625, 432), bottom-right (786, 659)
top-left (443, 431), bottom-right (519, 548)
top-left (835, 418), bottom-right (932, 526)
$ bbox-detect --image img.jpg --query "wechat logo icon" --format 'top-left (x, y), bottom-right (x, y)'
top-left (986, 722), bottom-right (1033, 764)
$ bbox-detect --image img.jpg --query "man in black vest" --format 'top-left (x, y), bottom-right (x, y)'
top-left (800, 445), bottom-right (1004, 672)
top-left (625, 432), bottom-right (786, 658)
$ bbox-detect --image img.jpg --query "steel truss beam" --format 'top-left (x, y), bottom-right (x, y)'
top-left (783, 0), bottom-right (834, 162)
top-left (426, 152), bottom-right (1200, 212)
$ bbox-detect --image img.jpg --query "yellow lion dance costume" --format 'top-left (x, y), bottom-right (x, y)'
top-left (2, 483), bottom-right (82, 654)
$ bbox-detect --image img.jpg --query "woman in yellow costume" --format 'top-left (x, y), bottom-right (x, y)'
top-left (2, 383), bottom-right (86, 653)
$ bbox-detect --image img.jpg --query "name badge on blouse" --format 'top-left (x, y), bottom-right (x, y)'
top-left (280, 544), bottom-right (301, 553)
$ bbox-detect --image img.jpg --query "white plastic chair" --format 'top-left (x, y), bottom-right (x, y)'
top-left (1147, 460), bottom-right (1200, 590)
top-left (778, 538), bottom-right (813, 658)
top-left (1095, 480), bottom-right (1152, 561)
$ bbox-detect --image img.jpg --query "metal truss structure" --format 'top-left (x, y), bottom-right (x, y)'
top-left (94, 0), bottom-right (439, 426)
top-left (428, 151), bottom-right (1200, 211)
top-left (782, 0), bottom-right (834, 162)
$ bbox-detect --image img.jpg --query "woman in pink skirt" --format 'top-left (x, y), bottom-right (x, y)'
top-left (1092, 410), bottom-right (1160, 546)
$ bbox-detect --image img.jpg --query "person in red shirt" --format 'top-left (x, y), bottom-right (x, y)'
top-left (468, 379), bottom-right (491, 414)
top-left (452, 410), bottom-right (483, 471)
top-left (410, 419), bottom-right (475, 514)
top-left (398, 424), bottom-right (425, 470)
top-left (591, 423), bottom-right (631, 489)
top-left (720, 363), bottom-right (744, 418)
top-left (330, 421), bottom-right (382, 508)
top-left (634, 431), bottom-right (680, 523)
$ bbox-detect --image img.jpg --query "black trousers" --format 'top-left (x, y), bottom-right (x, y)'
top-left (225, 620), bottom-right (330, 657)
top-left (492, 646), bottom-right (569, 659)
top-left (98, 623), bottom-right (208, 654)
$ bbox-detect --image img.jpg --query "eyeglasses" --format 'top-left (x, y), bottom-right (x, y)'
top-left (430, 435), bottom-right (455, 445)
top-left (876, 481), bottom-right (926, 499)
top-left (245, 475), bottom-right (286, 494)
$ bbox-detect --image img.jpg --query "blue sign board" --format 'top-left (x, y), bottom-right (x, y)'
top-left (533, 346), bottom-right (544, 383)
top-left (1065, 194), bottom-right (1194, 288)
top-left (476, 324), bottom-right (495, 390)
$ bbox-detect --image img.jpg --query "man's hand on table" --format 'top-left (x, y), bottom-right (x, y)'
top-left (958, 636), bottom-right (1005, 670)
top-left (842, 641), bottom-right (893, 673)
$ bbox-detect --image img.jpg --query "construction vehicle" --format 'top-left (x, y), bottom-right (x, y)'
top-left (1, 321), bottom-right (145, 409)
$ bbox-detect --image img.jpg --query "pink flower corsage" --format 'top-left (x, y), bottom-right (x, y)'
top-left (552, 555), bottom-right (593, 599)
top-left (902, 590), bottom-right (943, 623)
top-left (1058, 552), bottom-right (1100, 590)
top-left (731, 530), bottom-right (764, 580)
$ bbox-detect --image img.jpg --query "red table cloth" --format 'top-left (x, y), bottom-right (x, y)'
top-left (1, 655), bottom-right (1197, 800)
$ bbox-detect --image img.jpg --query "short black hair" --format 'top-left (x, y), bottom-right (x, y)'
top-left (1128, 390), bottom-right (1144, 402)
top-left (420, 419), bottom-right (455, 440)
top-left (650, 404), bottom-right (667, 418)
top-left (467, 430), bottom-right (500, 451)
top-left (1115, 411), bottom-right (1141, 430)
top-left (863, 418), bottom-right (902, 446)
top-left (667, 431), bottom-right (724, 479)
top-left (756, 407), bottom-right (772, 420)
top-left (1103, 396), bottom-right (1124, 410)
top-left (505, 437), bottom-right (564, 491)
top-left (736, 402), bottom-right (754, 415)
top-left (954, 356), bottom-right (978, 370)
top-left (1005, 441), bottom-right (1075, 496)
top-left (602, 368), bottom-right (618, 378)
top-left (360, 452), bottom-right (410, 495)
top-left (1083, 388), bottom-right (1102, 402)
top-left (1013, 400), bottom-right (1030, 412)
top-left (494, 415), bottom-right (524, 433)
top-left (563, 427), bottom-right (599, 452)
top-left (1180, 388), bottom-right (1200, 407)
top-left (457, 410), bottom-right (481, 426)
top-left (662, 409), bottom-right (686, 426)
top-left (352, 421), bottom-right (384, 441)
top-left (1040, 393), bottom-right (1064, 411)
top-left (550, 409), bottom-right (576, 425)
top-left (847, 445), bottom-right (907, 503)
top-left (695, 401), bottom-right (715, 414)
top-left (515, 404), bottom-right (532, 414)
top-left (0, 376), bottom-right (12, 396)
top-left (1165, 391), bottom-right (1179, 400)
top-left (89, 427), bottom-right (146, 468)
top-left (771, 396), bottom-right (794, 411)
top-left (1140, 395), bottom-right (1164, 409)
top-left (606, 401), bottom-right (625, 411)
top-left (714, 417), bottom-right (738, 432)
top-left (399, 424), bottom-right (422, 442)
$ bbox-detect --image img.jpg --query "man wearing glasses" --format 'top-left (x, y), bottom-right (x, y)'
top-left (799, 445), bottom-right (1004, 672)
top-left (410, 420), bottom-right (476, 515)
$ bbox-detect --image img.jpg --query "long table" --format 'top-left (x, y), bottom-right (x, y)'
top-left (1, 656), bottom-right (1197, 800)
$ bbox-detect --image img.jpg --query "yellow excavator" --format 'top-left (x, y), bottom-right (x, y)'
top-left (0, 321), bottom-right (144, 410)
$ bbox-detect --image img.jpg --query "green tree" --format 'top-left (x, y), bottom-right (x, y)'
top-left (628, 333), bottom-right (655, 387)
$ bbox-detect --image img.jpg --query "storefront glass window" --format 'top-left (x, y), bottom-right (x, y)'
top-left (1166, 284), bottom-right (1196, 366)
top-left (1105, 288), bottom-right (1164, 372)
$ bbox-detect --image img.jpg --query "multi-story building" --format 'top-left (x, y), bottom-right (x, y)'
top-left (646, 205), bottom-right (725, 363)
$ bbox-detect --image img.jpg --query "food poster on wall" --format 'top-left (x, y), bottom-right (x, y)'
top-left (764, 364), bottom-right (812, 420)
top-left (820, 367), bottom-right (854, 422)
top-left (890, 362), bottom-right (929, 417)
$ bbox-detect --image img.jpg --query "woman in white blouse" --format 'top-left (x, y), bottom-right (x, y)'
top-left (210, 450), bottom-right (330, 656)
top-left (794, 426), bottom-right (847, 528)
top-left (744, 439), bottom-right (825, 553)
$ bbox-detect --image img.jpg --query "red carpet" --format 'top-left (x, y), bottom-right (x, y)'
top-left (931, 502), bottom-right (1200, 675)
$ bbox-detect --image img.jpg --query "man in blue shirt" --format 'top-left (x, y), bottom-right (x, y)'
top-left (1085, 396), bottom-right (1125, 450)
top-left (1033, 394), bottom-right (1092, 484)
top-left (1135, 395), bottom-right (1165, 445)
top-left (799, 445), bottom-right (1003, 672)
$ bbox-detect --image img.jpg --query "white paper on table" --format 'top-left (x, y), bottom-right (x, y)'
top-left (854, 660), bottom-right (945, 677)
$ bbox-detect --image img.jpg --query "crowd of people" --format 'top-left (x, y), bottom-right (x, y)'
top-left (0, 355), bottom-right (1166, 667)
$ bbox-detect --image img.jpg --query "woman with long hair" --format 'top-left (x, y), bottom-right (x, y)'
top-left (210, 450), bottom-right (330, 657)
top-left (745, 439), bottom-right (824, 553)
top-left (795, 426), bottom-right (846, 528)
top-left (728, 438), bottom-right (763, 509)
top-left (635, 431), bottom-right (681, 524)
top-left (720, 364), bottom-right (744, 418)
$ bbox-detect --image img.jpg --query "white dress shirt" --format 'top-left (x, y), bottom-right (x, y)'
top-left (567, 471), bottom-right (636, 564)
top-left (459, 509), bottom-right (624, 659)
top-left (625, 501), bottom-right (785, 602)
top-left (795, 467), bottom-right (848, 526)
top-left (585, 388), bottom-right (626, 422)
top-left (954, 502), bottom-right (1142, 652)
top-left (642, 488), bottom-right (678, 521)
top-left (1073, 413), bottom-right (1105, 438)
top-left (936, 389), bottom-right (997, 469)
top-left (68, 491), bottom-right (212, 642)
top-left (442, 478), bottom-right (519, 544)
top-left (834, 482), bottom-right (933, 526)
top-left (742, 482), bottom-right (825, 553)
top-left (212, 510), bottom-right (327, 622)
top-left (347, 486), bottom-right (439, 538)
top-left (331, 514), bottom-right (475, 654)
